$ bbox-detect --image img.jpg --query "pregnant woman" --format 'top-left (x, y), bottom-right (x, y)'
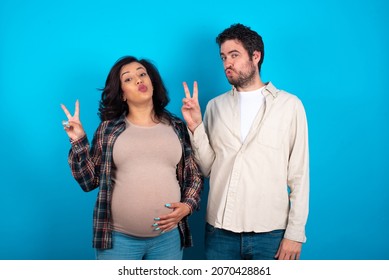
top-left (61, 56), bottom-right (203, 260)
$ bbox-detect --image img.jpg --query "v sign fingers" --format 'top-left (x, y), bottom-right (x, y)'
top-left (182, 81), bottom-right (199, 101)
top-left (60, 100), bottom-right (86, 141)
top-left (61, 103), bottom-right (73, 120)
top-left (181, 81), bottom-right (202, 133)
top-left (60, 100), bottom-right (81, 123)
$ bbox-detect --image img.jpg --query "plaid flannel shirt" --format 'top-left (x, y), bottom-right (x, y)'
top-left (68, 113), bottom-right (203, 249)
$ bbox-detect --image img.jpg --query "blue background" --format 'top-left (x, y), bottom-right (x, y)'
top-left (0, 0), bottom-right (388, 260)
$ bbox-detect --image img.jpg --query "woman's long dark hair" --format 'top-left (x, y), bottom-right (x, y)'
top-left (98, 56), bottom-right (171, 122)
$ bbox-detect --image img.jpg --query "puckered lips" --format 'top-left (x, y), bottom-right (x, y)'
top-left (225, 68), bottom-right (234, 77)
top-left (138, 84), bottom-right (148, 92)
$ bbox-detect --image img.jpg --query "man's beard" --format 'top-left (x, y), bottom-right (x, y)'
top-left (227, 62), bottom-right (257, 89)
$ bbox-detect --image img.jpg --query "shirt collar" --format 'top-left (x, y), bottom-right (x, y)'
top-left (263, 82), bottom-right (280, 98)
top-left (111, 112), bottom-right (127, 126)
top-left (231, 81), bottom-right (280, 98)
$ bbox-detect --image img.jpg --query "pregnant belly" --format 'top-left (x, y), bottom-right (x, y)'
top-left (111, 184), bottom-right (181, 237)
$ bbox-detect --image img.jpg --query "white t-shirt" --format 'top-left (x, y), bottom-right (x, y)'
top-left (238, 86), bottom-right (265, 142)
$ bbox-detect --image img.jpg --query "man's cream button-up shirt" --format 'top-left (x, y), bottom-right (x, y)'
top-left (190, 82), bottom-right (309, 242)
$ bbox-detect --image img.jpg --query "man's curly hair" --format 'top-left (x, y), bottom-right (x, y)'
top-left (216, 23), bottom-right (265, 73)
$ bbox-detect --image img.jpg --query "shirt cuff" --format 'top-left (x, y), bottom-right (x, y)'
top-left (70, 135), bottom-right (88, 154)
top-left (189, 122), bottom-right (206, 150)
top-left (284, 226), bottom-right (307, 243)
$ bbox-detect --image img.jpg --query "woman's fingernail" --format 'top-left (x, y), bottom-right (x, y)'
top-left (165, 203), bottom-right (171, 207)
top-left (152, 223), bottom-right (158, 227)
top-left (154, 227), bottom-right (160, 231)
top-left (154, 217), bottom-right (160, 221)
top-left (160, 230), bottom-right (165, 234)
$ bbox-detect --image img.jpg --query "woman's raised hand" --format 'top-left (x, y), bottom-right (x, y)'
top-left (181, 81), bottom-right (202, 133)
top-left (60, 100), bottom-right (86, 141)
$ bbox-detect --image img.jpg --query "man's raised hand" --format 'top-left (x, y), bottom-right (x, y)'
top-left (181, 81), bottom-right (202, 133)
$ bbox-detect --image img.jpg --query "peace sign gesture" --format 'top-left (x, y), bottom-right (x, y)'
top-left (182, 81), bottom-right (202, 133)
top-left (60, 100), bottom-right (86, 141)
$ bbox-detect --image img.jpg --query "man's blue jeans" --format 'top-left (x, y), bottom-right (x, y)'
top-left (205, 223), bottom-right (284, 260)
top-left (96, 228), bottom-right (183, 260)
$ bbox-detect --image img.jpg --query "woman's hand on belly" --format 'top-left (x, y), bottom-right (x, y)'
top-left (154, 202), bottom-right (191, 233)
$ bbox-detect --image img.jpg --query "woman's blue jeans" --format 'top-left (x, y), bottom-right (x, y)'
top-left (205, 223), bottom-right (284, 260)
top-left (96, 228), bottom-right (183, 260)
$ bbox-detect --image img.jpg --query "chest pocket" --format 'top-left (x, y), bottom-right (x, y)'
top-left (257, 122), bottom-right (287, 150)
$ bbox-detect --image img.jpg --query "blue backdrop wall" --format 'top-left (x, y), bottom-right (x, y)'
top-left (0, 0), bottom-right (388, 260)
